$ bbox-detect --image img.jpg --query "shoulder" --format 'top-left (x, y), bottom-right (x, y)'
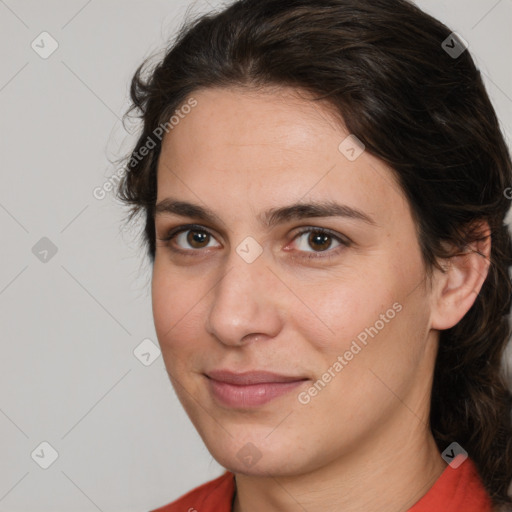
top-left (150, 471), bottom-right (235, 512)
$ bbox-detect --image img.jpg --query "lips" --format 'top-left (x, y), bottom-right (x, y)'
top-left (206, 369), bottom-right (307, 385)
top-left (205, 369), bottom-right (309, 407)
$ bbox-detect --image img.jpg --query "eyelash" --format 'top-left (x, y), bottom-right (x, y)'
top-left (157, 223), bottom-right (351, 260)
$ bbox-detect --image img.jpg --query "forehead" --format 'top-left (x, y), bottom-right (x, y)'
top-left (156, 86), bottom-right (407, 228)
top-left (162, 85), bottom-right (342, 153)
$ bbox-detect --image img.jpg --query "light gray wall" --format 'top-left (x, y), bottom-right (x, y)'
top-left (0, 1), bottom-right (510, 511)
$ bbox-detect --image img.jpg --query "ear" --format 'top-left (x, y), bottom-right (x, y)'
top-left (430, 221), bottom-right (491, 331)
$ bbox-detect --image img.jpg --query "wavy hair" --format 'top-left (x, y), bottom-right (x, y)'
top-left (116, 0), bottom-right (512, 507)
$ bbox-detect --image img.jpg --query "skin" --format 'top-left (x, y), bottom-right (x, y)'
top-left (151, 86), bottom-right (490, 512)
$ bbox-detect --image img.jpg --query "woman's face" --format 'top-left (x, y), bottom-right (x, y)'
top-left (152, 86), bottom-right (439, 475)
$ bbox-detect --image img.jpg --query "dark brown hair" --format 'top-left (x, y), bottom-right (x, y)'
top-left (116, 0), bottom-right (512, 507)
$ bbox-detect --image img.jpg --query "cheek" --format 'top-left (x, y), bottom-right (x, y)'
top-left (294, 258), bottom-right (426, 369)
top-left (151, 263), bottom-right (204, 357)
top-left (286, 265), bottom-right (402, 355)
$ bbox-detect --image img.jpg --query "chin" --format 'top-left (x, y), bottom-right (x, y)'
top-left (203, 433), bottom-right (311, 476)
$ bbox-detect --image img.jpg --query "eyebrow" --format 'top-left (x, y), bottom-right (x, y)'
top-left (154, 198), bottom-right (376, 228)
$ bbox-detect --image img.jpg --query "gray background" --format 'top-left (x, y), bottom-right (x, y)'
top-left (0, 1), bottom-right (511, 511)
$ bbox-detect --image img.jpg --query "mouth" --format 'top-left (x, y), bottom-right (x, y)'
top-left (204, 369), bottom-right (309, 408)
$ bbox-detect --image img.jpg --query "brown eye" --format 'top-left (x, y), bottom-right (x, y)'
top-left (307, 231), bottom-right (332, 251)
top-left (161, 225), bottom-right (221, 252)
top-left (290, 227), bottom-right (350, 260)
top-left (185, 230), bottom-right (210, 248)
top-left (294, 229), bottom-right (342, 253)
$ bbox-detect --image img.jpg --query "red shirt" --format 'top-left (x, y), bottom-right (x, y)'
top-left (150, 457), bottom-right (493, 512)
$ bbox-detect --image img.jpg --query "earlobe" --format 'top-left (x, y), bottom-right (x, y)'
top-left (430, 222), bottom-right (491, 331)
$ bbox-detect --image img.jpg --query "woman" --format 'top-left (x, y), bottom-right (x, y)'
top-left (116, 0), bottom-right (512, 510)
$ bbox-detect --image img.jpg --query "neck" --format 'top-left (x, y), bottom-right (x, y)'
top-left (232, 416), bottom-right (446, 512)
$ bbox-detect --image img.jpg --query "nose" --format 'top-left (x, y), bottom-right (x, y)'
top-left (205, 247), bottom-right (283, 347)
